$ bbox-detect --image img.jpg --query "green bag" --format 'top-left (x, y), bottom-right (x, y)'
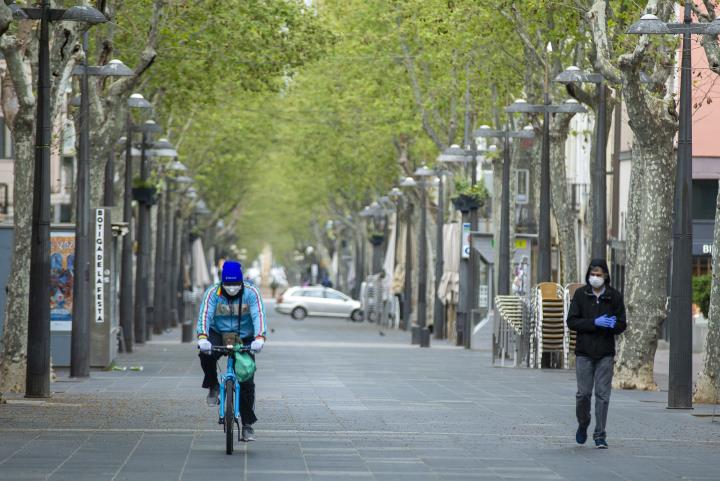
top-left (234, 350), bottom-right (256, 382)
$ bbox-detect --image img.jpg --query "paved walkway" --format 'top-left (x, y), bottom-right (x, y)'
top-left (1, 301), bottom-right (719, 481)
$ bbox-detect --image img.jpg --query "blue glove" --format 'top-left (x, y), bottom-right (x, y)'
top-left (594, 315), bottom-right (616, 329)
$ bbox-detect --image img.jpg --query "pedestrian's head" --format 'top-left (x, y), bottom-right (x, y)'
top-left (586, 258), bottom-right (610, 288)
top-left (221, 260), bottom-right (243, 297)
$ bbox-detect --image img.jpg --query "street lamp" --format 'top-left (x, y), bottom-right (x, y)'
top-left (119, 94), bottom-right (152, 352)
top-left (475, 124), bottom-right (534, 296)
top-left (555, 66), bottom-right (608, 259)
top-left (409, 165), bottom-right (435, 347)
top-left (134, 119), bottom-right (163, 343)
top-left (506, 98), bottom-right (586, 283)
top-left (16, 0), bottom-right (108, 397)
top-left (69, 58), bottom-right (133, 378)
top-left (627, 7), bottom-right (720, 410)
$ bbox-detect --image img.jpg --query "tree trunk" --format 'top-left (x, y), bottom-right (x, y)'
top-left (549, 116), bottom-right (578, 285)
top-left (614, 139), bottom-right (675, 390)
top-left (693, 180), bottom-right (720, 403)
top-left (0, 115), bottom-right (34, 393)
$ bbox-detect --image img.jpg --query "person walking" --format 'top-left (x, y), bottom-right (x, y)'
top-left (566, 258), bottom-right (626, 449)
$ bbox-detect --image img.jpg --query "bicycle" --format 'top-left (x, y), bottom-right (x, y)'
top-left (210, 344), bottom-right (253, 455)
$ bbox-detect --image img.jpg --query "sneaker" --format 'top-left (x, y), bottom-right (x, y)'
top-left (241, 425), bottom-right (255, 442)
top-left (595, 438), bottom-right (608, 449)
top-left (206, 385), bottom-right (219, 406)
top-left (575, 425), bottom-right (588, 445)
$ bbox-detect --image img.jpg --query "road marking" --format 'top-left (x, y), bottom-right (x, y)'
top-left (1, 427), bottom-right (718, 446)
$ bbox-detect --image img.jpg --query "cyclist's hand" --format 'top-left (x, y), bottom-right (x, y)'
top-left (250, 338), bottom-right (264, 353)
top-left (198, 338), bottom-right (212, 353)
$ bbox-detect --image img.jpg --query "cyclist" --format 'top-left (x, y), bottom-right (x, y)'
top-left (197, 259), bottom-right (267, 442)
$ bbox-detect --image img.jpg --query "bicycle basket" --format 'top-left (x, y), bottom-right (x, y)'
top-left (234, 351), bottom-right (256, 382)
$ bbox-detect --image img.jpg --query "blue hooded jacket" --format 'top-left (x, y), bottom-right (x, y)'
top-left (196, 281), bottom-right (267, 340)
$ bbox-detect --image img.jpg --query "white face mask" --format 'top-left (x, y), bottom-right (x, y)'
top-left (589, 275), bottom-right (605, 289)
top-left (223, 285), bottom-right (242, 296)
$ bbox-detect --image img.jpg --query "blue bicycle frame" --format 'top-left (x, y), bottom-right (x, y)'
top-left (218, 351), bottom-right (241, 423)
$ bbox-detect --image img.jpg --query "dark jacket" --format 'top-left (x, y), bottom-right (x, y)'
top-left (566, 259), bottom-right (627, 359)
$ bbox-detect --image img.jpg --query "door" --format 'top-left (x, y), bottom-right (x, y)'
top-left (323, 289), bottom-right (352, 316)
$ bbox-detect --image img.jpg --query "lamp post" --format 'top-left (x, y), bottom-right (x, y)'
top-left (404, 166), bottom-right (435, 347)
top-left (146, 139), bottom-right (179, 335)
top-left (399, 176), bottom-right (419, 336)
top-left (475, 124), bottom-right (535, 296)
top-left (69, 57), bottom-right (133, 378)
top-left (13, 1), bottom-right (107, 397)
top-left (627, 8), bottom-right (720, 410)
top-left (437, 143), bottom-right (492, 347)
top-left (134, 119), bottom-right (163, 343)
top-left (166, 171), bottom-right (191, 331)
top-left (506, 98), bottom-right (586, 283)
top-left (555, 66), bottom-right (608, 259)
top-left (118, 94), bottom-right (152, 352)
top-left (433, 170), bottom-right (447, 339)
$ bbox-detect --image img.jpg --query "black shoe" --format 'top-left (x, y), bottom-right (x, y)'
top-left (206, 385), bottom-right (219, 406)
top-left (576, 425), bottom-right (588, 445)
top-left (241, 425), bottom-right (255, 442)
top-left (595, 438), bottom-right (608, 449)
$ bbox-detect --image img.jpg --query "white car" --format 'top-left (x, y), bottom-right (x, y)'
top-left (276, 286), bottom-right (362, 321)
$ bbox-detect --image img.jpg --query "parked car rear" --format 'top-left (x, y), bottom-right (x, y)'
top-left (276, 286), bottom-right (362, 321)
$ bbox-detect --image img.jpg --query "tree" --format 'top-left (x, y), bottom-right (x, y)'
top-left (580, 0), bottom-right (679, 390)
top-left (0, 10), bottom-right (89, 393)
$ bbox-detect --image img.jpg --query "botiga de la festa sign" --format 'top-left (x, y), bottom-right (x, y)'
top-left (95, 209), bottom-right (105, 323)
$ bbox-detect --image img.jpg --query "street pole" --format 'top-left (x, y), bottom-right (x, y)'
top-left (466, 143), bottom-right (479, 349)
top-left (70, 31), bottom-right (91, 378)
top-left (103, 149), bottom-right (115, 207)
top-left (668, 0), bottom-right (693, 409)
top-left (591, 78), bottom-right (607, 259)
top-left (165, 180), bottom-right (176, 327)
top-left (25, 0), bottom-right (52, 397)
top-left (433, 173), bottom-right (445, 339)
top-left (417, 180), bottom-right (430, 347)
top-left (498, 132), bottom-right (511, 296)
top-left (403, 202), bottom-right (413, 331)
top-left (120, 117), bottom-right (134, 351)
top-left (538, 89), bottom-right (552, 283)
top-left (152, 188), bottom-right (165, 335)
top-left (134, 131), bottom-right (150, 343)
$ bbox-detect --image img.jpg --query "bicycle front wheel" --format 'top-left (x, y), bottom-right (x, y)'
top-left (225, 378), bottom-right (234, 454)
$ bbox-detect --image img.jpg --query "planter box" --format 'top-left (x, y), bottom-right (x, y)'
top-left (452, 194), bottom-right (481, 213)
top-left (132, 187), bottom-right (158, 205)
top-left (369, 233), bottom-right (385, 246)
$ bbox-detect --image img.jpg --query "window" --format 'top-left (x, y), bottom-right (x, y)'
top-left (516, 169), bottom-right (529, 204)
top-left (302, 289), bottom-right (324, 298)
top-left (324, 291), bottom-right (346, 301)
top-left (692, 180), bottom-right (718, 220)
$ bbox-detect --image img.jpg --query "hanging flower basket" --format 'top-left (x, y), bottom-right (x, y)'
top-left (132, 187), bottom-right (158, 205)
top-left (451, 194), bottom-right (481, 213)
top-left (369, 233), bottom-right (385, 246)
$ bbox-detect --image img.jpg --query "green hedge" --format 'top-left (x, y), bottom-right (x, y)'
top-left (693, 275), bottom-right (711, 318)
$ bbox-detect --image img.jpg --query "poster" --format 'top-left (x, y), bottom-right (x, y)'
top-left (50, 231), bottom-right (75, 331)
top-left (461, 222), bottom-right (471, 259)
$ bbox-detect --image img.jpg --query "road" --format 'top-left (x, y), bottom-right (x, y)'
top-left (1, 300), bottom-right (719, 481)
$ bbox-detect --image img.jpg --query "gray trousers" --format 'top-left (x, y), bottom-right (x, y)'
top-left (576, 355), bottom-right (614, 440)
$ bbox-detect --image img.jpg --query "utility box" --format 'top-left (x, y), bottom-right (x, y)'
top-left (90, 208), bottom-right (117, 368)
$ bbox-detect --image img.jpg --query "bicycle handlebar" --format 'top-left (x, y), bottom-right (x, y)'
top-left (209, 345), bottom-right (253, 353)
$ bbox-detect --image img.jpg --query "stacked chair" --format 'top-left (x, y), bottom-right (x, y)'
top-left (531, 282), bottom-right (565, 368)
top-left (493, 295), bottom-right (524, 366)
top-left (563, 283), bottom-right (584, 368)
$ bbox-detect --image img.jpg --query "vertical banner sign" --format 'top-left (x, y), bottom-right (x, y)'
top-left (50, 231), bottom-right (76, 331)
top-left (461, 222), bottom-right (471, 259)
top-left (95, 209), bottom-right (105, 323)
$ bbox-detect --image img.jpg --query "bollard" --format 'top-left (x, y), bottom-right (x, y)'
top-left (182, 321), bottom-right (194, 343)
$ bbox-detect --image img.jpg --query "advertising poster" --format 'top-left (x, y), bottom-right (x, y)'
top-left (50, 231), bottom-right (75, 331)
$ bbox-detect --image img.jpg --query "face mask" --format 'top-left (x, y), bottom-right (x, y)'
top-left (589, 275), bottom-right (605, 289)
top-left (224, 285), bottom-right (242, 296)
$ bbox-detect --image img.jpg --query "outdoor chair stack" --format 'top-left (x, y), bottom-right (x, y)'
top-left (493, 295), bottom-right (523, 366)
top-left (532, 282), bottom-right (565, 368)
top-left (563, 283), bottom-right (584, 368)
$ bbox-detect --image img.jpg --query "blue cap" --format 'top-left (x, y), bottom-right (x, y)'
top-left (221, 260), bottom-right (243, 284)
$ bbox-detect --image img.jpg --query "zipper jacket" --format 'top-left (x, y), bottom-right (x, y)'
top-left (196, 281), bottom-right (267, 339)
